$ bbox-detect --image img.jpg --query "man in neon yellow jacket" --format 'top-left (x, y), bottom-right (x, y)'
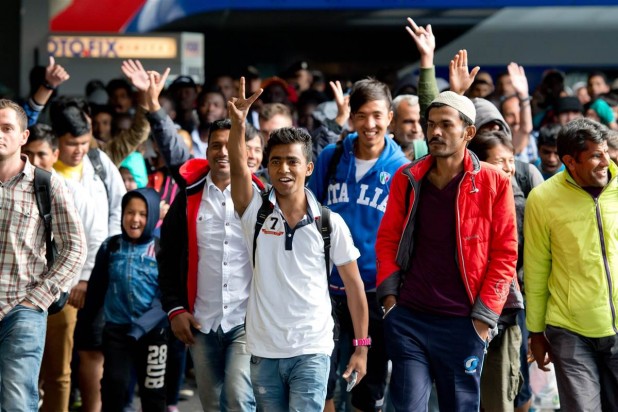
top-left (524, 117), bottom-right (618, 412)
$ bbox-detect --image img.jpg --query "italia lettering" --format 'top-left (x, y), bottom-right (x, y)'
top-left (328, 183), bottom-right (388, 212)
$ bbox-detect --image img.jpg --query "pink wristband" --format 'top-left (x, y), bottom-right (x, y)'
top-left (352, 337), bottom-right (372, 347)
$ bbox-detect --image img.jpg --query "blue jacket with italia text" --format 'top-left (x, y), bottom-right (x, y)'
top-left (308, 133), bottom-right (408, 293)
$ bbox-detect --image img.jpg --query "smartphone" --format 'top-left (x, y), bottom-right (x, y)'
top-left (346, 370), bottom-right (358, 392)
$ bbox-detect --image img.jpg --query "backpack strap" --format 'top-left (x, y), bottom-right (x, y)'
top-left (252, 188), bottom-right (274, 267)
top-left (322, 140), bottom-right (345, 200)
top-left (88, 148), bottom-right (108, 183)
top-left (34, 167), bottom-right (54, 270)
top-left (514, 160), bottom-right (532, 198)
top-left (315, 205), bottom-right (332, 280)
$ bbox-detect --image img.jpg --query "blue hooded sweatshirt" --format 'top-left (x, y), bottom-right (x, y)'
top-left (308, 133), bottom-right (409, 293)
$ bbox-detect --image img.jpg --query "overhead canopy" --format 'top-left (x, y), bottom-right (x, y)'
top-left (431, 6), bottom-right (618, 68)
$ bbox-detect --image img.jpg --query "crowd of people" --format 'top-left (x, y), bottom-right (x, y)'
top-left (0, 16), bottom-right (617, 412)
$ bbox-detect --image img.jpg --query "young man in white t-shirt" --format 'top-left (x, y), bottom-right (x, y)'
top-left (228, 78), bottom-right (369, 412)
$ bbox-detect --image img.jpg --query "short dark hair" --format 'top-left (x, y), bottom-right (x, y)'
top-left (426, 102), bottom-right (474, 127)
top-left (27, 123), bottom-right (58, 150)
top-left (265, 127), bottom-right (312, 163)
top-left (468, 130), bottom-right (513, 161)
top-left (557, 118), bottom-right (608, 161)
top-left (85, 79), bottom-right (106, 97)
top-left (50, 97), bottom-right (91, 137)
top-left (51, 95), bottom-right (92, 118)
top-left (91, 104), bottom-right (115, 118)
top-left (111, 112), bottom-right (133, 136)
top-left (0, 99), bottom-right (28, 131)
top-left (588, 71), bottom-right (609, 85)
top-left (197, 86), bottom-right (226, 107)
top-left (106, 78), bottom-right (133, 96)
top-left (207, 118), bottom-right (231, 144)
top-left (349, 77), bottom-right (392, 114)
top-left (537, 124), bottom-right (562, 149)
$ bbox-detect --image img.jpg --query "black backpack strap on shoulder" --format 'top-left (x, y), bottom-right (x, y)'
top-left (324, 140), bottom-right (345, 192)
top-left (315, 205), bottom-right (332, 280)
top-left (88, 148), bottom-right (107, 182)
top-left (253, 188), bottom-right (274, 267)
top-left (514, 160), bottom-right (532, 198)
top-left (34, 167), bottom-right (54, 269)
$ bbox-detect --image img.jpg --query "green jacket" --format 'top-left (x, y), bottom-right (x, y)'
top-left (524, 162), bottom-right (618, 337)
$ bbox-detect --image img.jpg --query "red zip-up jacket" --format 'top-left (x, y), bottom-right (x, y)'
top-left (376, 150), bottom-right (517, 328)
top-left (158, 159), bottom-right (266, 320)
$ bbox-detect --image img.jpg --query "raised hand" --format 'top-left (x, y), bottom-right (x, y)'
top-left (45, 56), bottom-right (70, 88)
top-left (405, 18), bottom-right (435, 67)
top-left (329, 80), bottom-right (351, 126)
top-left (449, 50), bottom-right (480, 95)
top-left (145, 68), bottom-right (170, 111)
top-left (228, 77), bottom-right (263, 124)
top-left (507, 62), bottom-right (530, 98)
top-left (121, 59), bottom-right (150, 92)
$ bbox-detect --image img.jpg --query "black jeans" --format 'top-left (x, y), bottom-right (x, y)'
top-left (327, 292), bottom-right (388, 411)
top-left (101, 323), bottom-right (169, 412)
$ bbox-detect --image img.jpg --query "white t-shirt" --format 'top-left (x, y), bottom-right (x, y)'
top-left (355, 157), bottom-right (378, 182)
top-left (240, 187), bottom-right (360, 358)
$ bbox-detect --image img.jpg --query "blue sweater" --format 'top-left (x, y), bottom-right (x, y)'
top-left (308, 133), bottom-right (408, 293)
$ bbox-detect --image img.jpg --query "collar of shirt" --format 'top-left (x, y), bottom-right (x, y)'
top-left (205, 172), bottom-right (231, 195)
top-left (267, 187), bottom-right (320, 222)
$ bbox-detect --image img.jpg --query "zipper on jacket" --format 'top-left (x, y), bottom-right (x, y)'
top-left (396, 182), bottom-right (416, 260)
top-left (567, 177), bottom-right (618, 334)
top-left (594, 197), bottom-right (618, 333)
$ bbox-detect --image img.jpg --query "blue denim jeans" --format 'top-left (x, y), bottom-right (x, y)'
top-left (190, 324), bottom-right (255, 412)
top-left (0, 304), bottom-right (47, 411)
top-left (250, 353), bottom-right (330, 412)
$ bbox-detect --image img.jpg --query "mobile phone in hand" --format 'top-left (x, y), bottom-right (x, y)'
top-left (346, 370), bottom-right (358, 392)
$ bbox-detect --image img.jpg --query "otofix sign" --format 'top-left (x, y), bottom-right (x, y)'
top-left (48, 36), bottom-right (178, 59)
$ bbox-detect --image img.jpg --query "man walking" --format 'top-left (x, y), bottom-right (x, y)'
top-left (308, 78), bottom-right (408, 412)
top-left (158, 119), bottom-right (260, 411)
top-left (376, 91), bottom-right (518, 411)
top-left (525, 118), bottom-right (618, 411)
top-left (0, 99), bottom-right (86, 410)
top-left (228, 78), bottom-right (369, 412)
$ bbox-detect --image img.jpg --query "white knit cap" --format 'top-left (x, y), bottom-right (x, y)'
top-left (429, 91), bottom-right (476, 123)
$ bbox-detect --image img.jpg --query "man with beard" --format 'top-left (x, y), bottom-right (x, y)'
top-left (376, 91), bottom-right (518, 411)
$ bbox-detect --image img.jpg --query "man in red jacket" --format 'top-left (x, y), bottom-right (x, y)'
top-left (376, 91), bottom-right (518, 411)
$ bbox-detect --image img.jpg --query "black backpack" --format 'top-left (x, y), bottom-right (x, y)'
top-left (514, 160), bottom-right (533, 198)
top-left (252, 189), bottom-right (339, 339)
top-left (34, 167), bottom-right (69, 315)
